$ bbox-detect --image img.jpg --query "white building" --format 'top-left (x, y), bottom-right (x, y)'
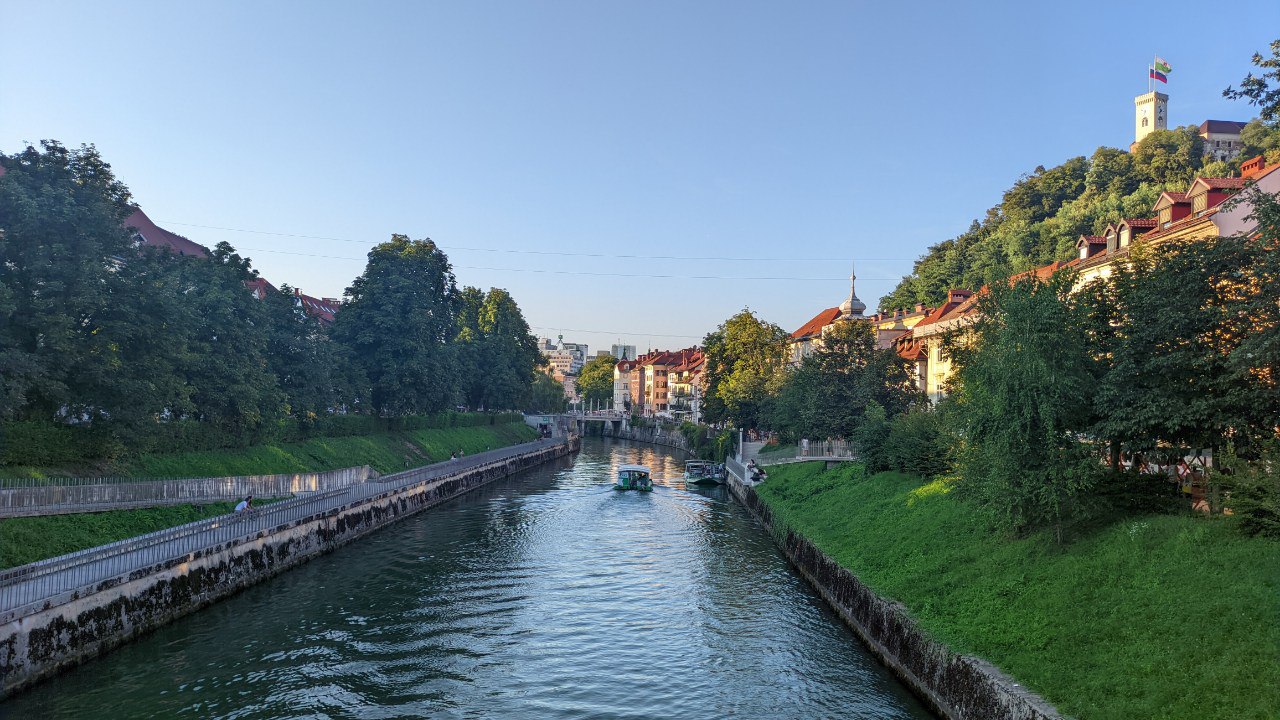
top-left (1134, 91), bottom-right (1168, 147)
top-left (1199, 120), bottom-right (1249, 162)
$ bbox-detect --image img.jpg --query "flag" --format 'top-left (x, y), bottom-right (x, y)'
top-left (1150, 67), bottom-right (1167, 83)
top-left (1154, 57), bottom-right (1172, 74)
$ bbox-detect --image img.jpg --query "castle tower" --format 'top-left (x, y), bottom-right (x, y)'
top-left (838, 262), bottom-right (866, 319)
top-left (1134, 91), bottom-right (1168, 145)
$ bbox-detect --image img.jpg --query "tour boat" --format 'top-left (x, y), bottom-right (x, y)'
top-left (683, 460), bottom-right (725, 485)
top-left (615, 464), bottom-right (654, 491)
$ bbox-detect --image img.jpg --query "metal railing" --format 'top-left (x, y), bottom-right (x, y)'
top-left (0, 466), bottom-right (377, 517)
top-left (0, 438), bottom-right (563, 619)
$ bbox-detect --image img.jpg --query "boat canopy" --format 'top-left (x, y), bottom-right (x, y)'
top-left (619, 464), bottom-right (651, 474)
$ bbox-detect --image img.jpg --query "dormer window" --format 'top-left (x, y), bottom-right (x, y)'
top-left (1120, 228), bottom-right (1131, 247)
top-left (1192, 193), bottom-right (1208, 216)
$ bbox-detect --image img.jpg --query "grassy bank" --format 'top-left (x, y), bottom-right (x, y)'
top-left (756, 462), bottom-right (1280, 720)
top-left (0, 499), bottom-right (284, 569)
top-left (2, 422), bottom-right (538, 479)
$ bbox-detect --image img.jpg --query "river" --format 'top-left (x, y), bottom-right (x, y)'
top-left (3, 439), bottom-right (931, 719)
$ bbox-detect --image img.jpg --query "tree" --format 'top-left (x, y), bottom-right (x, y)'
top-left (576, 353), bottom-right (617, 408)
top-left (1224, 39), bottom-right (1280, 127)
top-left (332, 235), bottom-right (461, 416)
top-left (263, 285), bottom-right (341, 424)
top-left (774, 319), bottom-right (918, 441)
top-left (1091, 237), bottom-right (1275, 461)
top-left (527, 369), bottom-right (568, 413)
top-left (0, 141), bottom-right (136, 422)
top-left (1131, 126), bottom-right (1205, 187)
top-left (701, 309), bottom-right (789, 428)
top-left (455, 287), bottom-right (540, 411)
top-left (948, 272), bottom-right (1101, 539)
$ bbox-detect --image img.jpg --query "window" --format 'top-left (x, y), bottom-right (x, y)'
top-left (1192, 193), bottom-right (1208, 216)
top-left (1142, 117), bottom-right (1149, 127)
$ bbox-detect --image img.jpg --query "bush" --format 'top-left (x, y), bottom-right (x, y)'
top-left (1229, 454), bottom-right (1280, 538)
top-left (853, 401), bottom-right (892, 472)
top-left (883, 407), bottom-right (951, 478)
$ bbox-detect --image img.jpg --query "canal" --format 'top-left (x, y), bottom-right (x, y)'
top-left (4, 439), bottom-right (931, 719)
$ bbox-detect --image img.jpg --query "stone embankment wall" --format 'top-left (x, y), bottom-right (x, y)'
top-left (0, 440), bottom-right (576, 698)
top-left (0, 465), bottom-right (378, 518)
top-left (726, 470), bottom-right (1061, 720)
top-left (600, 425), bottom-right (693, 454)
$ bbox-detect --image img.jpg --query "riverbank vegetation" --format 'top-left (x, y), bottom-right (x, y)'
top-left (0, 142), bottom-right (562, 470)
top-left (756, 462), bottom-right (1280, 720)
top-left (1, 416), bottom-right (537, 479)
top-left (0, 498), bottom-right (288, 569)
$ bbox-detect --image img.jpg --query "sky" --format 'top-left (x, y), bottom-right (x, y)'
top-left (3, 1), bottom-right (1278, 353)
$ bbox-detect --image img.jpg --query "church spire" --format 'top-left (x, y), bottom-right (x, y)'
top-left (839, 261), bottom-right (866, 319)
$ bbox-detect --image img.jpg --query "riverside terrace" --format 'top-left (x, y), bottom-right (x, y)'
top-left (0, 436), bottom-right (576, 697)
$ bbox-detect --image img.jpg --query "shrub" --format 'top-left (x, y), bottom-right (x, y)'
top-left (1229, 453), bottom-right (1280, 539)
top-left (883, 407), bottom-right (951, 478)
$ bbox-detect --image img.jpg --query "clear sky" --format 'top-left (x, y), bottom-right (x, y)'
top-left (3, 1), bottom-right (1277, 352)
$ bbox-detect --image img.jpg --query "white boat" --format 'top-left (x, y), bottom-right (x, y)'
top-left (615, 464), bottom-right (653, 491)
top-left (683, 460), bottom-right (725, 485)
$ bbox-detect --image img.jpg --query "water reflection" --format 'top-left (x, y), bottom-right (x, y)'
top-left (3, 439), bottom-right (931, 720)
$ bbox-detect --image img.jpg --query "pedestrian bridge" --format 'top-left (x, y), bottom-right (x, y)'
top-left (563, 410), bottom-right (630, 435)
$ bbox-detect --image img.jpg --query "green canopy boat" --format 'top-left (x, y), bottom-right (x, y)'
top-left (683, 460), bottom-right (725, 485)
top-left (615, 464), bottom-right (654, 491)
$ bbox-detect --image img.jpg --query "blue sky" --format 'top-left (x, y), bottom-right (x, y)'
top-left (3, 1), bottom-right (1277, 352)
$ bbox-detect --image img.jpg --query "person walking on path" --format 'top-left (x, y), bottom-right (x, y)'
top-left (235, 495), bottom-right (254, 513)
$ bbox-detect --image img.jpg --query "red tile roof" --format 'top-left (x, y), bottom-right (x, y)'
top-left (791, 307), bottom-right (842, 340)
top-left (1199, 120), bottom-right (1248, 135)
top-left (1077, 235), bottom-right (1106, 246)
top-left (1121, 217), bottom-right (1158, 229)
top-left (125, 208), bottom-right (210, 258)
top-left (1191, 177), bottom-right (1246, 192)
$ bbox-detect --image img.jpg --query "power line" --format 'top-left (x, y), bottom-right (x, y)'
top-left (158, 219), bottom-right (896, 264)
top-left (529, 325), bottom-right (704, 339)
top-left (235, 246), bottom-right (868, 281)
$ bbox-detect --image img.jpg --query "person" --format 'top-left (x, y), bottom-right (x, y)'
top-left (450, 451), bottom-right (457, 460)
top-left (234, 495), bottom-right (253, 513)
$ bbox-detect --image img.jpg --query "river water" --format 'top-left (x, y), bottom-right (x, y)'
top-left (4, 439), bottom-right (931, 719)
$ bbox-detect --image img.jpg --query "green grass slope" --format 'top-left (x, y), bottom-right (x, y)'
top-left (0, 499), bottom-right (285, 569)
top-left (756, 462), bottom-right (1280, 720)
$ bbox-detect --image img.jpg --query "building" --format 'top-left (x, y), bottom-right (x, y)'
top-left (1199, 120), bottom-right (1249, 162)
top-left (897, 155), bottom-right (1280, 404)
top-left (789, 263), bottom-right (933, 364)
top-left (538, 336), bottom-right (589, 380)
top-left (668, 350), bottom-right (706, 424)
top-left (1133, 91), bottom-right (1168, 147)
top-left (613, 359), bottom-right (636, 410)
top-left (611, 344), bottom-right (638, 361)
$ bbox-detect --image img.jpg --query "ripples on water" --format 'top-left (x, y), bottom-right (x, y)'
top-left (4, 440), bottom-right (930, 719)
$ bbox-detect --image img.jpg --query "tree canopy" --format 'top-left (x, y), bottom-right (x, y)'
top-left (701, 309), bottom-right (789, 428)
top-left (576, 353), bottom-right (617, 408)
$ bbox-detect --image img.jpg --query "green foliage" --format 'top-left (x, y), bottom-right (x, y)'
top-left (883, 405), bottom-right (952, 477)
top-left (756, 464), bottom-right (1280, 720)
top-left (576, 354), bottom-right (617, 407)
top-left (949, 272), bottom-right (1102, 538)
top-left (0, 500), bottom-right (282, 569)
top-left (701, 309), bottom-right (789, 428)
top-left (772, 320), bottom-right (919, 442)
top-left (1130, 126), bottom-right (1205, 186)
top-left (1224, 38), bottom-right (1280, 126)
top-left (526, 371), bottom-right (568, 413)
top-left (852, 401), bottom-right (891, 472)
top-left (1227, 446), bottom-right (1280, 539)
top-left (455, 287), bottom-right (542, 411)
top-left (1088, 236), bottom-right (1278, 459)
top-left (331, 235), bottom-right (461, 416)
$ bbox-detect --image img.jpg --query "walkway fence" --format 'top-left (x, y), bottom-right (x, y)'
top-left (752, 439), bottom-right (857, 467)
top-left (0, 466), bottom-right (378, 518)
top-left (0, 438), bottom-right (563, 620)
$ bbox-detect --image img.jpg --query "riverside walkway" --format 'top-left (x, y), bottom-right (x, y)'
top-left (0, 438), bottom-right (565, 619)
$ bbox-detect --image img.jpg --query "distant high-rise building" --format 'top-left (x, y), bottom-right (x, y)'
top-left (611, 344), bottom-right (637, 361)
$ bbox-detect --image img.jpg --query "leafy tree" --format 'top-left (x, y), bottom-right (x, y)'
top-left (701, 309), bottom-right (789, 429)
top-left (332, 235), bottom-right (461, 416)
top-left (948, 272), bottom-right (1101, 539)
top-left (1237, 119), bottom-right (1280, 164)
top-left (0, 141), bottom-right (136, 422)
top-left (774, 319), bottom-right (918, 441)
top-left (527, 370), bottom-right (568, 413)
top-left (1224, 38), bottom-right (1280, 126)
top-left (883, 405), bottom-right (952, 478)
top-left (853, 400), bottom-right (892, 472)
top-left (454, 288), bottom-right (540, 411)
top-left (1091, 237), bottom-right (1275, 461)
top-left (1131, 126), bottom-right (1204, 187)
top-left (576, 353), bottom-right (617, 408)
top-left (263, 285), bottom-right (341, 424)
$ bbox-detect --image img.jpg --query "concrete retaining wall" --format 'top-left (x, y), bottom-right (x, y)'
top-left (726, 471), bottom-right (1061, 720)
top-left (0, 440), bottom-right (575, 698)
top-left (601, 426), bottom-right (693, 454)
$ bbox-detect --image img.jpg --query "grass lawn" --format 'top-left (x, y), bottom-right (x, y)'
top-left (756, 462), bottom-right (1280, 720)
top-left (0, 498), bottom-right (285, 569)
top-left (2, 422), bottom-right (538, 479)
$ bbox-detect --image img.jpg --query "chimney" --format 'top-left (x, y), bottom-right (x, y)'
top-left (948, 289), bottom-right (972, 304)
top-left (1242, 155), bottom-right (1266, 179)
top-left (294, 288), bottom-right (301, 297)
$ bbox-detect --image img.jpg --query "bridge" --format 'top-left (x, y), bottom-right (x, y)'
top-left (563, 409), bottom-right (630, 436)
